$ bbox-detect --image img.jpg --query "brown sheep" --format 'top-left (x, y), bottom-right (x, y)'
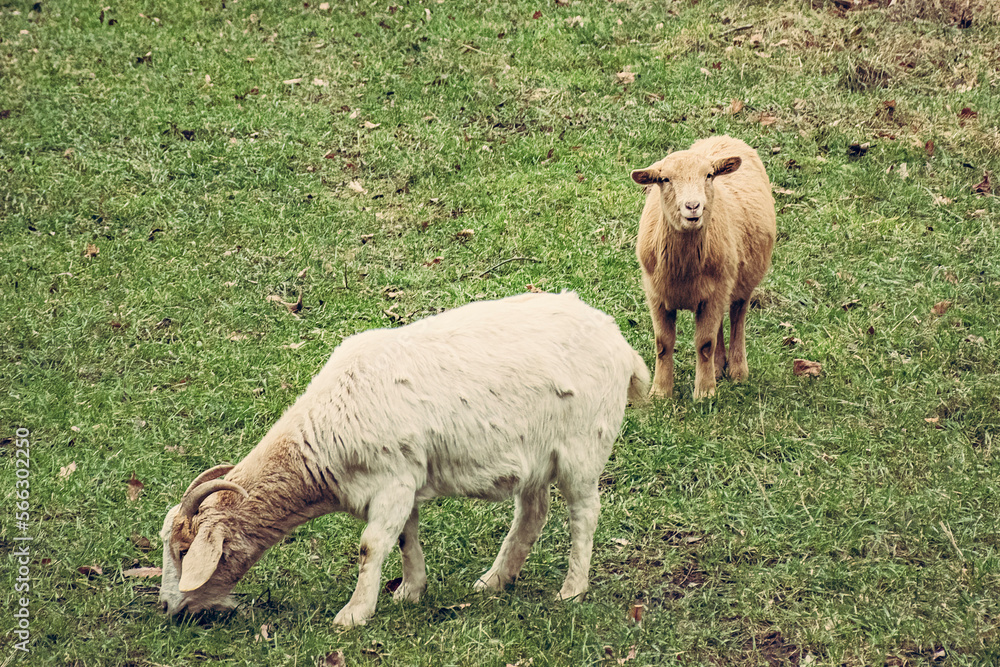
top-left (631, 135), bottom-right (776, 399)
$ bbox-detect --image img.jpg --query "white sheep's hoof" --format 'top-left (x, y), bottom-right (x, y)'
top-left (392, 581), bottom-right (425, 603)
top-left (472, 572), bottom-right (504, 592)
top-left (333, 604), bottom-right (372, 627)
top-left (556, 586), bottom-right (587, 601)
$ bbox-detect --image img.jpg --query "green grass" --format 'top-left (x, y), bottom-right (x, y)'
top-left (2, 0), bottom-right (999, 664)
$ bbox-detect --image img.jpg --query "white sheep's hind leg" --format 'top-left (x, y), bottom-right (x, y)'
top-left (334, 485), bottom-right (415, 627)
top-left (474, 487), bottom-right (550, 591)
top-left (393, 506), bottom-right (426, 603)
top-left (556, 476), bottom-right (600, 601)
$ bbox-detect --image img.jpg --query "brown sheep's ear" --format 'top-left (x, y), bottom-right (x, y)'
top-left (712, 156), bottom-right (742, 177)
top-left (631, 168), bottom-right (659, 185)
top-left (178, 528), bottom-right (225, 592)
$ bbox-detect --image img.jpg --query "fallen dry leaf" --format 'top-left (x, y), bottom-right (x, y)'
top-left (256, 624), bottom-right (271, 642)
top-left (312, 78), bottom-right (328, 87)
top-left (782, 336), bottom-right (802, 347)
top-left (847, 142), bottom-right (870, 158)
top-left (59, 462), bottom-right (77, 479)
top-left (932, 195), bottom-right (954, 206)
top-left (282, 77), bottom-right (303, 85)
top-left (958, 106), bottom-right (978, 121)
top-left (964, 334), bottom-right (985, 345)
top-left (422, 256), bottom-right (443, 267)
top-left (297, 267), bottom-right (308, 279)
top-left (973, 171), bottom-right (992, 196)
top-left (925, 416), bottom-right (940, 423)
top-left (793, 359), bottom-right (822, 377)
top-left (321, 651), bottom-right (346, 667)
top-left (759, 113), bottom-right (777, 126)
top-left (130, 533), bottom-right (152, 551)
top-left (228, 332), bottom-right (249, 341)
top-left (268, 293), bottom-right (303, 314)
top-left (363, 121), bottom-right (380, 129)
top-left (628, 604), bottom-right (643, 625)
top-left (931, 300), bottom-right (951, 316)
top-left (525, 284), bottom-right (544, 293)
top-left (127, 472), bottom-right (144, 501)
top-left (616, 66), bottom-right (635, 85)
top-left (925, 139), bottom-right (935, 157)
top-left (347, 180), bottom-right (367, 194)
top-left (729, 98), bottom-right (744, 115)
top-left (455, 229), bottom-right (474, 240)
top-left (122, 566), bottom-right (162, 578)
top-left (617, 645), bottom-right (639, 665)
top-left (319, 2), bottom-right (330, 9)
top-left (773, 186), bottom-right (795, 195)
top-left (280, 341), bottom-right (307, 350)
top-left (83, 243), bottom-right (100, 258)
top-left (78, 565), bottom-right (103, 577)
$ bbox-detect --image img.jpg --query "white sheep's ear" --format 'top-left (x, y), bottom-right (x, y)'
top-left (631, 167), bottom-right (659, 185)
top-left (712, 156), bottom-right (742, 177)
top-left (178, 529), bottom-right (225, 592)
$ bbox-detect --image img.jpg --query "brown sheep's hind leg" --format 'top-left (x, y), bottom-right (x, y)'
top-left (728, 298), bottom-right (749, 382)
top-left (714, 320), bottom-right (727, 379)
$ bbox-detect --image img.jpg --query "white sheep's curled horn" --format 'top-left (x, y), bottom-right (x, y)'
top-left (180, 477), bottom-right (249, 520)
top-left (182, 463), bottom-right (236, 497)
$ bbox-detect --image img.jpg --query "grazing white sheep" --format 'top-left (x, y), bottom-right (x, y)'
top-left (158, 291), bottom-right (649, 626)
top-left (631, 135), bottom-right (776, 399)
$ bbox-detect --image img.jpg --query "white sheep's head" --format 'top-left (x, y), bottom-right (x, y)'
top-left (631, 151), bottom-right (742, 232)
top-left (158, 464), bottom-right (255, 617)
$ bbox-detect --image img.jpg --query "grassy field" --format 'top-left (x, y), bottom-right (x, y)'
top-left (2, 0), bottom-right (1000, 664)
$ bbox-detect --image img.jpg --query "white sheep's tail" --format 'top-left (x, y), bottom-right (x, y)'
top-left (627, 349), bottom-right (651, 404)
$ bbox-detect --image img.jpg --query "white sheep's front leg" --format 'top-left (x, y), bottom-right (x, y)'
top-left (392, 506), bottom-right (426, 604)
top-left (334, 485), bottom-right (415, 627)
top-left (474, 487), bottom-right (550, 591)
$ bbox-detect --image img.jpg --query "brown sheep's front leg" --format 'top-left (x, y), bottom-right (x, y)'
top-left (649, 303), bottom-right (676, 399)
top-left (693, 300), bottom-right (725, 399)
top-left (727, 298), bottom-right (749, 382)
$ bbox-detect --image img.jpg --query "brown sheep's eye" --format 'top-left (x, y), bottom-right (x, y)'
top-left (179, 549), bottom-right (189, 559)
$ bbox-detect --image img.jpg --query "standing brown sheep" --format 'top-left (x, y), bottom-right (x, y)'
top-left (631, 135), bottom-right (776, 399)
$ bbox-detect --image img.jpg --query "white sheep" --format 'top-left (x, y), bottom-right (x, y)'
top-left (158, 291), bottom-right (650, 626)
top-left (631, 135), bottom-right (776, 399)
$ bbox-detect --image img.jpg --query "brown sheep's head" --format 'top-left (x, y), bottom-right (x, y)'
top-left (631, 151), bottom-right (742, 232)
